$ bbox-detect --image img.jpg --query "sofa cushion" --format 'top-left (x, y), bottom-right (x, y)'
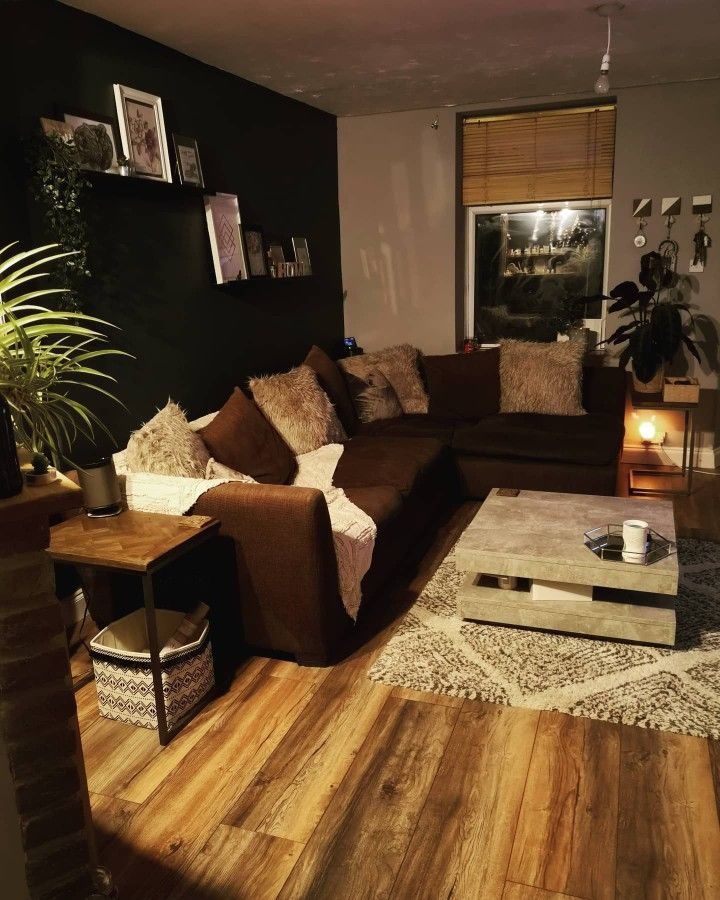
top-left (343, 485), bottom-right (404, 528)
top-left (355, 370), bottom-right (404, 423)
top-left (356, 414), bottom-right (455, 445)
top-left (333, 435), bottom-right (445, 496)
top-left (249, 364), bottom-right (346, 455)
top-left (339, 344), bottom-right (429, 415)
top-left (452, 413), bottom-right (624, 466)
top-left (500, 339), bottom-right (586, 415)
top-left (199, 388), bottom-right (295, 485)
top-left (423, 348), bottom-right (500, 420)
top-left (582, 364), bottom-right (628, 418)
top-left (304, 345), bottom-right (359, 435)
top-left (125, 400), bottom-right (210, 478)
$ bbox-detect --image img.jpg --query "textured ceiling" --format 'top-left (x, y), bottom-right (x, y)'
top-left (65, 0), bottom-right (720, 116)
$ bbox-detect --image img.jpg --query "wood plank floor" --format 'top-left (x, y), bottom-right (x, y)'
top-left (75, 469), bottom-right (720, 899)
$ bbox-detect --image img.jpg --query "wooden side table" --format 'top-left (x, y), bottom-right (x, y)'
top-left (628, 390), bottom-right (698, 496)
top-left (48, 509), bottom-right (221, 746)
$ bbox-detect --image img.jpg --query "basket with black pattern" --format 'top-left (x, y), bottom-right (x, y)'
top-left (90, 608), bottom-right (214, 731)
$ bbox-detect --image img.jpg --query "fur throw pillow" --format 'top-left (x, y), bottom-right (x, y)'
top-left (125, 400), bottom-right (210, 477)
top-left (500, 339), bottom-right (586, 415)
top-left (339, 344), bottom-right (428, 415)
top-left (249, 364), bottom-right (347, 455)
top-left (355, 370), bottom-right (403, 423)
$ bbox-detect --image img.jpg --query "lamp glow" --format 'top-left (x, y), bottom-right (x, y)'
top-left (639, 420), bottom-right (657, 442)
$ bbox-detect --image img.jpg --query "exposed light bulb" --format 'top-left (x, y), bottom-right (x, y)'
top-left (639, 420), bottom-right (657, 442)
top-left (594, 56), bottom-right (611, 94)
top-left (593, 13), bottom-right (612, 95)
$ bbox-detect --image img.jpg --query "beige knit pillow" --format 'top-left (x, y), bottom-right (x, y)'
top-left (500, 339), bottom-right (586, 415)
top-left (249, 364), bottom-right (347, 455)
top-left (355, 369), bottom-right (403, 423)
top-left (125, 400), bottom-right (210, 477)
top-left (339, 344), bottom-right (428, 415)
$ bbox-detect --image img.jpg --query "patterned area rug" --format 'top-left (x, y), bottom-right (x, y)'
top-left (368, 538), bottom-right (720, 739)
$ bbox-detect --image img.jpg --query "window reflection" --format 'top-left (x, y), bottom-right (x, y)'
top-left (472, 205), bottom-right (608, 346)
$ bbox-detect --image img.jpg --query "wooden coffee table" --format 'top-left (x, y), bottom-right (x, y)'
top-left (455, 489), bottom-right (679, 646)
top-left (49, 510), bottom-right (221, 744)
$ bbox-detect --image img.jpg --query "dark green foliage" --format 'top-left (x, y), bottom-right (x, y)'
top-left (629, 323), bottom-right (662, 383)
top-left (588, 255), bottom-right (704, 383)
top-left (651, 303), bottom-right (683, 362)
top-left (26, 134), bottom-right (91, 312)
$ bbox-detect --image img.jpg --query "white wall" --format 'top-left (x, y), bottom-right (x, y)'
top-left (338, 107), bottom-right (457, 354)
top-left (338, 79), bottom-right (720, 457)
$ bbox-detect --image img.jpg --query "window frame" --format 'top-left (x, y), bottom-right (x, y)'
top-left (464, 198), bottom-right (613, 342)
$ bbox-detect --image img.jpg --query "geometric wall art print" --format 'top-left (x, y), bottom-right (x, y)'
top-left (204, 193), bottom-right (249, 283)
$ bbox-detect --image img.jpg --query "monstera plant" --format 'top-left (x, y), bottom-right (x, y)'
top-left (599, 251), bottom-right (701, 391)
top-left (0, 242), bottom-right (130, 466)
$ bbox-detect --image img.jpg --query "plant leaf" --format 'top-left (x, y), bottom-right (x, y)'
top-left (681, 334), bottom-right (702, 364)
top-left (610, 281), bottom-right (640, 302)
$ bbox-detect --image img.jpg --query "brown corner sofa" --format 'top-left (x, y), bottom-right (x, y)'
top-left (190, 346), bottom-right (626, 665)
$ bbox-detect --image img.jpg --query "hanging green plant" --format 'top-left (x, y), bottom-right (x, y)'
top-left (25, 133), bottom-right (91, 312)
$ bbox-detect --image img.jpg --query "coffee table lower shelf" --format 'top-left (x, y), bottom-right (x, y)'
top-left (458, 573), bottom-right (676, 646)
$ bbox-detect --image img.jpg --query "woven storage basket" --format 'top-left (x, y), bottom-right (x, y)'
top-left (90, 609), bottom-right (214, 731)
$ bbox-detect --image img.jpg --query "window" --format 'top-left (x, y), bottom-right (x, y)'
top-left (462, 105), bottom-right (615, 344)
top-left (466, 201), bottom-right (610, 347)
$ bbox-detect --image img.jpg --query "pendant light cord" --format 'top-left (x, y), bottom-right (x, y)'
top-left (606, 16), bottom-right (612, 57)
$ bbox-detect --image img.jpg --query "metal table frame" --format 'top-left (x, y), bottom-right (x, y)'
top-left (50, 517), bottom-right (221, 746)
top-left (629, 398), bottom-right (697, 497)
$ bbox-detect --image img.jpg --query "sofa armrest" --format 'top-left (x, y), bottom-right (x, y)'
top-left (193, 481), bottom-right (350, 664)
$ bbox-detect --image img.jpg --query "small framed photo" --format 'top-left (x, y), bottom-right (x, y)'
top-left (292, 236), bottom-right (312, 275)
top-left (172, 134), bottom-right (204, 187)
top-left (205, 193), bottom-right (248, 283)
top-left (243, 228), bottom-right (267, 277)
top-left (63, 111), bottom-right (119, 172)
top-left (267, 242), bottom-right (285, 266)
top-left (113, 84), bottom-right (172, 182)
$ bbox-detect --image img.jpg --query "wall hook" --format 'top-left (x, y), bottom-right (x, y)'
top-left (430, 116), bottom-right (439, 130)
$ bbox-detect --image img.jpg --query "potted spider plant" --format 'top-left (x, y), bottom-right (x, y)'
top-left (0, 242), bottom-right (130, 479)
top-left (598, 252), bottom-right (701, 393)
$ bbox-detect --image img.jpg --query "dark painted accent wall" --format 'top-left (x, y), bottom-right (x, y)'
top-left (0, 0), bottom-right (344, 456)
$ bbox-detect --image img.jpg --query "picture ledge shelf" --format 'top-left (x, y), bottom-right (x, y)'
top-left (86, 169), bottom-right (206, 194)
top-left (217, 274), bottom-right (314, 287)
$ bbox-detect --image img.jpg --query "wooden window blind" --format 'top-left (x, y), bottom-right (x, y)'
top-left (462, 104), bottom-right (616, 205)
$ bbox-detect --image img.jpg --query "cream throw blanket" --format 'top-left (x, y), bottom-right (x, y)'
top-left (114, 443), bottom-right (375, 620)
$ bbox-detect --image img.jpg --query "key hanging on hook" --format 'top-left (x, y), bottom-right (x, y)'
top-left (634, 216), bottom-right (647, 248)
top-left (693, 212), bottom-right (711, 268)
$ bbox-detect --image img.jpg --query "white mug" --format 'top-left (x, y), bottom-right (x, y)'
top-left (622, 519), bottom-right (649, 563)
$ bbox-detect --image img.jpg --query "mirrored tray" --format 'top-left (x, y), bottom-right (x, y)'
top-left (584, 524), bottom-right (676, 566)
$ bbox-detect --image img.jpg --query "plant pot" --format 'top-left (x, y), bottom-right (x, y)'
top-left (632, 364), bottom-right (665, 394)
top-left (24, 466), bottom-right (58, 486)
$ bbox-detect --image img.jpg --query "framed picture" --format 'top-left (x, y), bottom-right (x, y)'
top-left (63, 112), bottom-right (119, 172)
top-left (40, 117), bottom-right (73, 143)
top-left (113, 84), bottom-right (172, 182)
top-left (243, 228), bottom-right (267, 277)
top-left (292, 236), bottom-right (312, 275)
top-left (205, 193), bottom-right (248, 283)
top-left (267, 242), bottom-right (285, 266)
top-left (172, 134), bottom-right (204, 187)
